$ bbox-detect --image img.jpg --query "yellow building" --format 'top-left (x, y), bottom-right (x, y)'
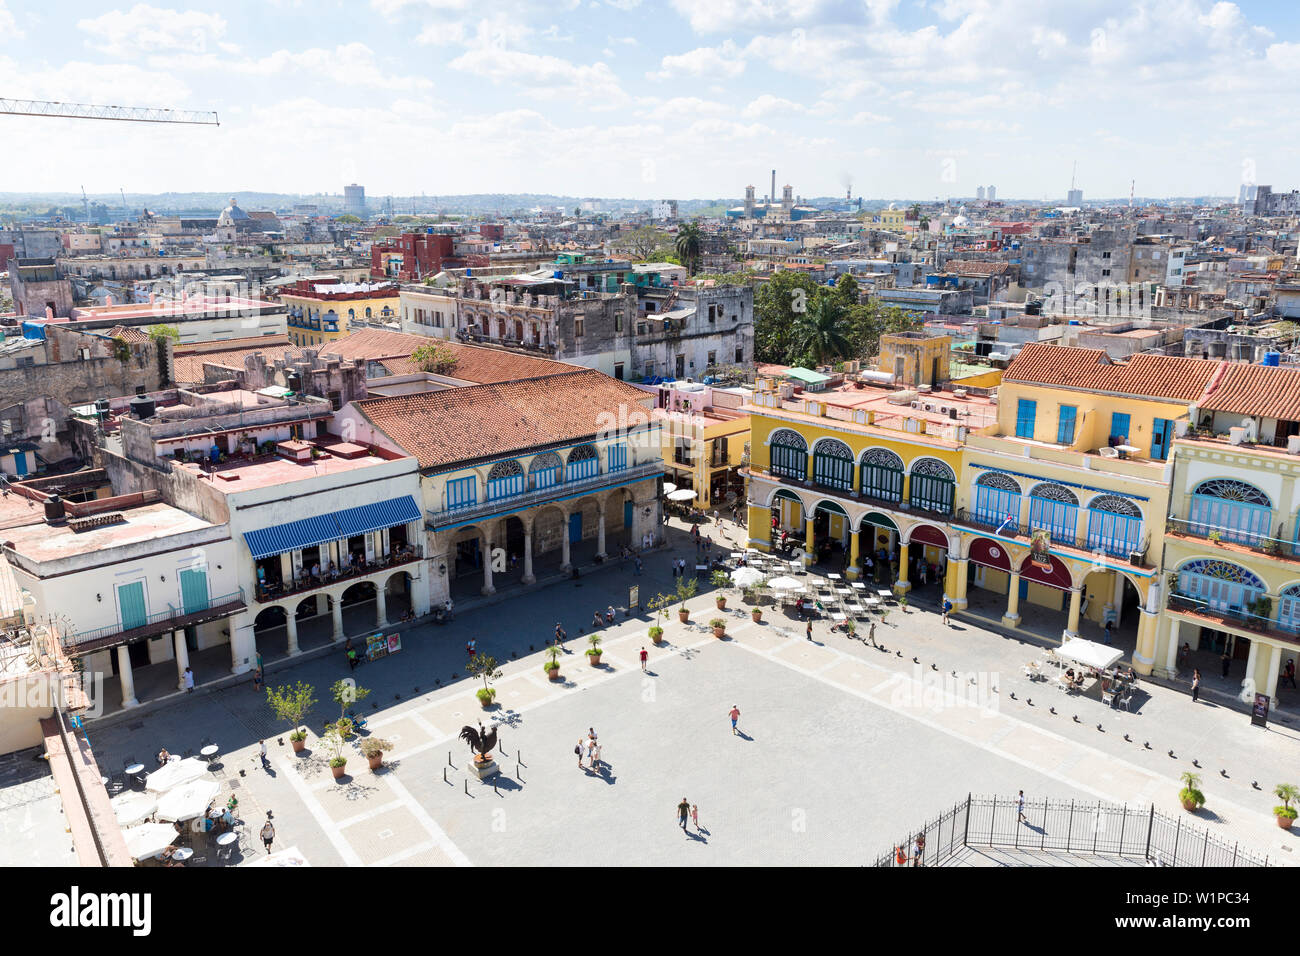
top-left (280, 279), bottom-right (401, 348)
top-left (654, 385), bottom-right (750, 509)
top-left (879, 332), bottom-right (951, 387)
top-left (872, 208), bottom-right (906, 229)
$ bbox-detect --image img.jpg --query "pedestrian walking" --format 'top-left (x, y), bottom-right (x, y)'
top-left (1103, 620), bottom-right (1114, 645)
top-left (1017, 790), bottom-right (1026, 824)
top-left (258, 739), bottom-right (270, 771)
top-left (895, 844), bottom-right (908, 866)
top-left (466, 638), bottom-right (477, 658)
top-left (868, 622), bottom-right (877, 647)
top-left (554, 623), bottom-right (567, 647)
top-left (588, 726), bottom-right (598, 744)
top-left (677, 797), bottom-right (691, 830)
top-left (1191, 668), bottom-right (1201, 702)
top-left (1286, 659), bottom-right (1298, 689)
top-left (260, 817), bottom-right (275, 853)
top-left (252, 666), bottom-right (263, 692)
top-left (691, 804), bottom-right (700, 831)
top-left (729, 704), bottom-right (740, 735)
top-left (806, 619), bottom-right (813, 642)
top-left (1221, 649), bottom-right (1231, 679)
top-left (183, 667), bottom-right (195, 692)
top-left (941, 598), bottom-right (952, 627)
top-left (575, 739), bottom-right (585, 769)
top-left (640, 646), bottom-right (649, 671)
top-left (591, 743), bottom-right (602, 770)
top-left (634, 556), bottom-right (642, 576)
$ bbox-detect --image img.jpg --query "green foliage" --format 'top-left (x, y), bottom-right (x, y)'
top-left (675, 222), bottom-right (702, 275)
top-left (709, 617), bottom-right (727, 629)
top-left (359, 737), bottom-right (393, 757)
top-left (410, 341), bottom-right (460, 374)
top-left (545, 644), bottom-right (562, 668)
top-left (711, 569), bottom-right (731, 589)
top-left (111, 336), bottom-right (133, 363)
top-left (336, 214), bottom-right (362, 224)
top-left (320, 718), bottom-right (354, 766)
top-left (648, 592), bottom-right (673, 624)
top-left (1179, 771), bottom-right (1206, 807)
top-left (648, 625), bottom-right (664, 640)
top-left (266, 681), bottom-right (316, 733)
top-left (675, 576), bottom-right (698, 608)
top-left (793, 295), bottom-right (851, 367)
top-left (612, 225), bottom-right (670, 260)
top-left (329, 678), bottom-right (371, 720)
top-left (465, 653), bottom-right (502, 691)
top-left (1274, 783), bottom-right (1299, 817)
top-left (148, 324), bottom-right (180, 343)
top-left (476, 687), bottom-right (496, 703)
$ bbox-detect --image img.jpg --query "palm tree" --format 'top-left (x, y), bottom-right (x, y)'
top-left (794, 295), bottom-right (851, 366)
top-left (675, 222), bottom-right (703, 275)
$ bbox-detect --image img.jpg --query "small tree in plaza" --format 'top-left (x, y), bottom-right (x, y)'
top-left (330, 678), bottom-right (371, 721)
top-left (466, 653), bottom-right (503, 706)
top-left (266, 681), bottom-right (316, 742)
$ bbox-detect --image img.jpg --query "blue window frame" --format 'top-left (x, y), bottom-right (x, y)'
top-left (1150, 418), bottom-right (1173, 460)
top-left (1110, 412), bottom-right (1131, 443)
top-left (1086, 509), bottom-right (1142, 557)
top-left (447, 475), bottom-right (477, 511)
top-left (1057, 405), bottom-right (1077, 445)
top-left (1015, 399), bottom-right (1037, 439)
top-left (608, 443), bottom-right (627, 473)
top-left (1029, 485), bottom-right (1079, 545)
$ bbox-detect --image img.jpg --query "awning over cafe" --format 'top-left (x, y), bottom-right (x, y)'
top-left (243, 495), bottom-right (422, 560)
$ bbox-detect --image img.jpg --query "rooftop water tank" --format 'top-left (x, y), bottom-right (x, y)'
top-left (129, 395), bottom-right (155, 419)
top-left (44, 494), bottom-right (65, 522)
top-left (1262, 351), bottom-right (1281, 367)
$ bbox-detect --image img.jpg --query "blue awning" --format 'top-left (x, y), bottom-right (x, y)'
top-left (244, 514), bottom-right (342, 561)
top-left (243, 495), bottom-right (422, 560)
top-left (335, 496), bottom-right (422, 538)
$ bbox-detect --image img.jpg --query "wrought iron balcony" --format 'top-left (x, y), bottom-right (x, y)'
top-left (64, 589), bottom-right (247, 655)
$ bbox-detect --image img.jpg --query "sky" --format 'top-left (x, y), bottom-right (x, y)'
top-left (1, 0), bottom-right (1298, 202)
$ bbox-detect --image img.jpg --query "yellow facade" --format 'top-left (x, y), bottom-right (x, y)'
top-left (660, 412), bottom-right (750, 509)
top-left (879, 333), bottom-right (951, 387)
top-left (281, 291), bottom-right (401, 347)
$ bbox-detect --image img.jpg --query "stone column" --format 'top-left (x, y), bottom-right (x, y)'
top-left (1002, 572), bottom-right (1022, 627)
top-left (1161, 617), bottom-right (1181, 678)
top-left (331, 598), bottom-right (344, 642)
top-left (117, 645), bottom-right (139, 708)
top-left (1064, 587), bottom-right (1082, 640)
top-left (285, 612), bottom-right (300, 656)
top-left (561, 522), bottom-right (571, 571)
top-left (803, 516), bottom-right (815, 568)
top-left (1244, 639), bottom-right (1259, 691)
top-left (1133, 609), bottom-right (1158, 676)
top-left (482, 532), bottom-right (496, 595)
top-left (894, 547), bottom-right (911, 596)
top-left (944, 556), bottom-right (969, 610)
top-left (376, 585), bottom-right (388, 628)
top-left (522, 527), bottom-right (535, 584)
top-left (173, 631), bottom-right (190, 691)
top-left (595, 506), bottom-right (607, 560)
top-left (846, 531), bottom-right (861, 581)
top-left (1263, 643), bottom-right (1283, 703)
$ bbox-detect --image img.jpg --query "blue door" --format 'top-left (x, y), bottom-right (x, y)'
top-left (569, 512), bottom-right (582, 543)
top-left (1150, 418), bottom-right (1173, 460)
top-left (13, 453), bottom-right (27, 477)
top-left (624, 500), bottom-right (633, 530)
top-left (1019, 578), bottom-right (1028, 600)
top-left (179, 568), bottom-right (209, 614)
top-left (117, 581), bottom-right (147, 631)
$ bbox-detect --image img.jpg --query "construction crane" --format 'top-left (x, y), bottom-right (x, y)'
top-left (80, 185), bottom-right (88, 223)
top-left (0, 98), bottom-right (218, 125)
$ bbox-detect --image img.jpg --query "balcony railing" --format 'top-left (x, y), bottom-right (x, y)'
top-left (1166, 592), bottom-right (1300, 645)
top-left (428, 461), bottom-right (663, 527)
top-left (64, 589), bottom-right (247, 652)
top-left (255, 546), bottom-right (423, 604)
top-left (1167, 517), bottom-right (1291, 557)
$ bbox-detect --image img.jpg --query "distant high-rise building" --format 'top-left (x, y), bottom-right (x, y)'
top-left (987, 185), bottom-right (996, 200)
top-left (1238, 183), bottom-right (1258, 205)
top-left (344, 184), bottom-right (366, 216)
top-left (650, 200), bottom-right (678, 220)
top-left (976, 186), bottom-right (986, 200)
top-left (1067, 188), bottom-right (1083, 207)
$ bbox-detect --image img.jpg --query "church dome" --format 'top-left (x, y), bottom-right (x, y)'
top-left (217, 197), bottom-right (250, 226)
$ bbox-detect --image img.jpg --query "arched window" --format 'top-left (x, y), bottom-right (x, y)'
top-left (1029, 482), bottom-right (1079, 544)
top-left (1279, 583), bottom-right (1300, 633)
top-left (860, 447), bottom-right (904, 502)
top-left (530, 451), bottom-right (562, 491)
top-left (348, 308), bottom-right (356, 320)
top-left (365, 307), bottom-right (372, 318)
top-left (567, 444), bottom-right (598, 482)
top-left (1176, 559), bottom-right (1265, 618)
top-left (973, 471), bottom-right (1021, 529)
top-left (486, 459), bottom-right (525, 501)
top-left (1086, 494), bottom-right (1143, 557)
top-left (769, 428), bottom-right (808, 480)
top-left (909, 458), bottom-right (956, 515)
top-left (812, 438), bottom-right (853, 491)
top-left (1188, 479), bottom-right (1272, 545)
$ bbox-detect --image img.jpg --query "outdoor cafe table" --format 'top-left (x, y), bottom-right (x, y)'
top-left (876, 589), bottom-right (892, 599)
top-left (200, 744), bottom-right (219, 762)
top-left (850, 582), bottom-right (866, 590)
top-left (827, 573), bottom-right (841, 581)
top-left (170, 847), bottom-right (194, 864)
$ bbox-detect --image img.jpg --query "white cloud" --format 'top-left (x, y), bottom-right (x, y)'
top-left (450, 48), bottom-right (627, 105)
top-left (649, 40), bottom-right (745, 80)
top-left (0, 1), bottom-right (21, 39)
top-left (668, 0), bottom-right (837, 33)
top-left (0, 55), bottom-right (190, 104)
top-left (77, 4), bottom-right (227, 58)
top-left (638, 95), bottom-right (730, 120)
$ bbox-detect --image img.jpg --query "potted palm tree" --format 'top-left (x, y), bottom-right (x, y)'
top-left (676, 577), bottom-right (697, 623)
top-left (1179, 771), bottom-right (1206, 813)
top-left (544, 644), bottom-right (562, 681)
top-left (266, 681), bottom-right (316, 754)
top-left (321, 718), bottom-right (354, 780)
top-left (710, 617), bottom-right (727, 639)
top-left (465, 653), bottom-right (502, 709)
top-left (360, 737), bottom-right (393, 772)
top-left (586, 633), bottom-right (603, 666)
top-left (648, 593), bottom-right (670, 643)
top-left (1274, 782), bottom-right (1298, 829)
top-left (711, 570), bottom-right (731, 610)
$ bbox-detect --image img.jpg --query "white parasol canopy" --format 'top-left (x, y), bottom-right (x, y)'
top-left (110, 791), bottom-right (158, 827)
top-left (1056, 638), bottom-right (1124, 672)
top-left (122, 822), bottom-right (178, 861)
top-left (247, 846), bottom-right (311, 867)
top-left (155, 779), bottom-right (220, 822)
top-left (666, 488), bottom-right (695, 502)
top-left (145, 757), bottom-right (209, 793)
top-left (767, 575), bottom-right (803, 591)
top-left (662, 482), bottom-right (678, 494)
top-left (730, 567), bottom-right (765, 588)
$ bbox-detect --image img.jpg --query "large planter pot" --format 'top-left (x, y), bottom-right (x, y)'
top-left (650, 630), bottom-right (664, 645)
top-left (291, 737), bottom-right (306, 754)
top-left (478, 695), bottom-right (494, 710)
top-left (751, 609), bottom-right (763, 623)
top-left (1181, 798), bottom-right (1200, 813)
top-left (1278, 815), bottom-right (1296, 830)
top-left (587, 652), bottom-right (602, 667)
top-left (367, 753), bottom-right (383, 772)
top-left (716, 597), bottom-right (727, 610)
top-left (678, 609), bottom-right (690, 624)
top-left (712, 626), bottom-right (726, 639)
top-left (331, 762), bottom-right (347, 780)
top-left (546, 666), bottom-right (562, 681)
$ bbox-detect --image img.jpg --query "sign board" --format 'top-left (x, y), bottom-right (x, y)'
top-left (629, 585), bottom-right (639, 610)
top-left (1029, 529), bottom-right (1053, 570)
top-left (365, 632), bottom-right (388, 662)
top-left (1251, 693), bottom-right (1270, 728)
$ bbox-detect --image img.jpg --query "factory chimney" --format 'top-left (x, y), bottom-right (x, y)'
top-left (771, 169), bottom-right (776, 204)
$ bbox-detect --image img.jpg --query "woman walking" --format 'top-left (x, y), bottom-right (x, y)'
top-left (1191, 668), bottom-right (1202, 702)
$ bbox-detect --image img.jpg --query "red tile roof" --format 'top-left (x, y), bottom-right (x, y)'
top-left (104, 326), bottom-right (151, 346)
top-left (353, 369), bottom-right (654, 471)
top-left (1198, 363), bottom-right (1300, 421)
top-left (1003, 343), bottom-right (1222, 401)
top-left (172, 335), bottom-right (295, 383)
top-left (316, 329), bottom-right (577, 384)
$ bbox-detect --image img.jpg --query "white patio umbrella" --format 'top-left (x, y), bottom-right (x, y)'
top-left (662, 482), bottom-right (678, 494)
top-left (110, 791), bottom-right (158, 827)
top-left (730, 567), bottom-right (765, 588)
top-left (767, 575), bottom-right (803, 591)
top-left (122, 822), bottom-right (178, 861)
top-left (155, 779), bottom-right (220, 822)
top-left (667, 489), bottom-right (696, 502)
top-left (247, 846), bottom-right (311, 867)
top-left (145, 757), bottom-right (208, 793)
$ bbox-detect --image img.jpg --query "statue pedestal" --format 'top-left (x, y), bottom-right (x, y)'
top-left (469, 757), bottom-right (499, 780)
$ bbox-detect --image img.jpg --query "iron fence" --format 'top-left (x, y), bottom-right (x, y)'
top-left (872, 794), bottom-right (1271, 867)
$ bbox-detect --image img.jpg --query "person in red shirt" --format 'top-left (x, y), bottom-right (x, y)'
top-left (639, 646), bottom-right (648, 671)
top-left (729, 705), bottom-right (740, 735)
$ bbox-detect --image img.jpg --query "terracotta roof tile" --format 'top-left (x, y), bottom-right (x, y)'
top-left (1003, 343), bottom-right (1222, 401)
top-left (172, 335), bottom-right (295, 383)
top-left (1199, 363), bottom-right (1300, 421)
top-left (354, 369), bottom-right (655, 471)
top-left (315, 329), bottom-right (577, 384)
top-left (104, 326), bottom-right (151, 346)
